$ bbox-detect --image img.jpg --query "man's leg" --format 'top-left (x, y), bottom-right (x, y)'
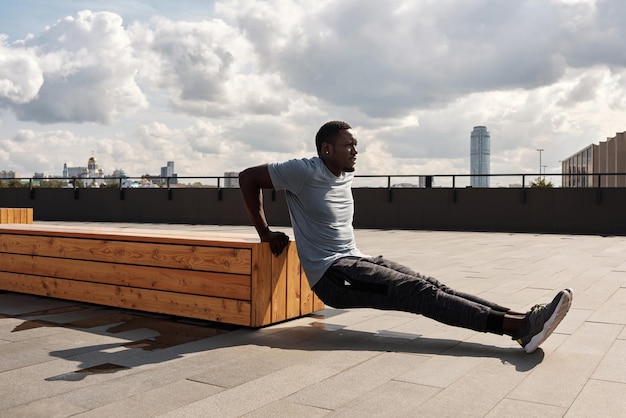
top-left (314, 256), bottom-right (572, 352)
top-left (372, 257), bottom-right (512, 312)
top-left (314, 256), bottom-right (498, 333)
top-left (357, 257), bottom-right (539, 336)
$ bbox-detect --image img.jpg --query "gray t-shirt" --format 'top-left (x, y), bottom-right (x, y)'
top-left (268, 157), bottom-right (366, 287)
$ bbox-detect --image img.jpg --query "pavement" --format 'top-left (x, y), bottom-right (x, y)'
top-left (1, 224), bottom-right (625, 417)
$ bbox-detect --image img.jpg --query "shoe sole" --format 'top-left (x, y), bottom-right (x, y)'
top-left (522, 289), bottom-right (573, 354)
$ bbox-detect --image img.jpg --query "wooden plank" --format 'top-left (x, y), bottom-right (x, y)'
top-left (299, 268), bottom-right (324, 314)
top-left (270, 244), bottom-right (288, 323)
top-left (0, 253), bottom-right (251, 300)
top-left (0, 209), bottom-right (11, 224)
top-left (313, 287), bottom-right (325, 311)
top-left (0, 208), bottom-right (32, 224)
top-left (23, 208), bottom-right (33, 224)
top-left (300, 265), bottom-right (314, 315)
top-left (286, 242), bottom-right (302, 319)
top-left (250, 242), bottom-right (272, 327)
top-left (0, 224), bottom-right (260, 247)
top-left (0, 272), bottom-right (252, 325)
top-left (0, 234), bottom-right (252, 275)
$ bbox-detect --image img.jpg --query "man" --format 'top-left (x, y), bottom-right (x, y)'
top-left (239, 120), bottom-right (572, 353)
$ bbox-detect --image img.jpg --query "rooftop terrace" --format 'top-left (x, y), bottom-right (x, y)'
top-left (1, 223), bottom-right (625, 417)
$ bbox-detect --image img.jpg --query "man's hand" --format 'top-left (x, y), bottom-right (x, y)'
top-left (261, 230), bottom-right (290, 256)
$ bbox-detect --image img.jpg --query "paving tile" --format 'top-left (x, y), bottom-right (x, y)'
top-left (566, 264), bottom-right (614, 295)
top-left (2, 228), bottom-right (626, 417)
top-left (394, 315), bottom-right (477, 344)
top-left (343, 312), bottom-right (418, 335)
top-left (285, 351), bottom-right (430, 411)
top-left (34, 329), bottom-right (131, 358)
top-left (0, 318), bottom-right (73, 342)
top-left (18, 305), bottom-right (105, 324)
top-left (507, 322), bottom-right (622, 408)
top-left (329, 380), bottom-right (440, 417)
top-left (0, 397), bottom-right (87, 418)
top-left (189, 346), bottom-right (317, 388)
top-left (591, 338), bottom-right (626, 384)
top-left (396, 349), bottom-right (488, 388)
top-left (587, 287), bottom-right (626, 324)
top-left (0, 294), bottom-right (79, 316)
top-left (160, 358), bottom-right (352, 417)
top-left (406, 354), bottom-right (530, 417)
top-left (242, 400), bottom-right (329, 418)
top-left (554, 307), bottom-right (592, 335)
top-left (566, 379), bottom-right (626, 418)
top-left (66, 379), bottom-right (224, 418)
top-left (0, 357), bottom-right (135, 410)
top-left (485, 398), bottom-right (566, 418)
top-left (0, 339), bottom-right (63, 373)
top-left (55, 354), bottom-right (228, 409)
top-left (0, 316), bottom-right (26, 334)
top-left (573, 272), bottom-right (625, 311)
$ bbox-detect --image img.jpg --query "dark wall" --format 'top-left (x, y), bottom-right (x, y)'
top-left (1, 187), bottom-right (624, 235)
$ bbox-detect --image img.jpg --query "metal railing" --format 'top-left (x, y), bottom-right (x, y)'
top-left (2, 172), bottom-right (626, 190)
top-left (2, 172), bottom-right (625, 206)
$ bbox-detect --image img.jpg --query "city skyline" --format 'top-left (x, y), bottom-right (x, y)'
top-left (1, 1), bottom-right (626, 179)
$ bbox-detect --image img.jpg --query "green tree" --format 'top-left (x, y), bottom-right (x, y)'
top-left (529, 177), bottom-right (554, 188)
top-left (0, 179), bottom-right (28, 188)
top-left (39, 180), bottom-right (69, 188)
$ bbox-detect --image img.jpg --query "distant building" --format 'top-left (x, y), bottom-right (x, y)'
top-left (160, 161), bottom-right (177, 184)
top-left (62, 156), bottom-right (105, 187)
top-left (224, 171), bottom-right (240, 188)
top-left (562, 131), bottom-right (626, 187)
top-left (107, 169), bottom-right (131, 187)
top-left (470, 126), bottom-right (490, 188)
top-left (0, 170), bottom-right (18, 179)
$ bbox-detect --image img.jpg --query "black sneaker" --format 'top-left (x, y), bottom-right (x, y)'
top-left (514, 288), bottom-right (573, 353)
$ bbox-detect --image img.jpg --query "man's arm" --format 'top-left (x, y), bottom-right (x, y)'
top-left (239, 164), bottom-right (290, 256)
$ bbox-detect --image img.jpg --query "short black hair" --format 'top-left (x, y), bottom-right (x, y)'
top-left (315, 121), bottom-right (352, 153)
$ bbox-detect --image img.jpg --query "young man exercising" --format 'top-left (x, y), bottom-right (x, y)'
top-left (239, 120), bottom-right (572, 353)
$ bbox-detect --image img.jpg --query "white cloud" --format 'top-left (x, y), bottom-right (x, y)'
top-left (0, 35), bottom-right (43, 105)
top-left (0, 0), bottom-right (625, 179)
top-left (10, 11), bottom-right (148, 124)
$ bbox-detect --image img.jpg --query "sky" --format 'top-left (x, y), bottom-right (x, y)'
top-left (1, 0), bottom-right (625, 184)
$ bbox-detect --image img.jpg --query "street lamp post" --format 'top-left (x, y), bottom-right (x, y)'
top-left (537, 148), bottom-right (544, 178)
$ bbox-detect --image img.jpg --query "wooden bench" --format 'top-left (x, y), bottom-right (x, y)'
top-left (0, 224), bottom-right (324, 327)
top-left (0, 208), bottom-right (33, 224)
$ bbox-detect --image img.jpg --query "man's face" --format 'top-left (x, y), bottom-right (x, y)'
top-left (323, 129), bottom-right (358, 176)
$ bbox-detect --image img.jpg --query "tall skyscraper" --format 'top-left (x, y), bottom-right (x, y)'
top-left (470, 126), bottom-right (490, 188)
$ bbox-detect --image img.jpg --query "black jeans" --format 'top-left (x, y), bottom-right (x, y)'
top-left (313, 256), bottom-right (509, 333)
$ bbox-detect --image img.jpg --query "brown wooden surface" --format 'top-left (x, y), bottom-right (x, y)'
top-left (0, 233), bottom-right (252, 275)
top-left (0, 225), bottom-right (324, 327)
top-left (251, 242), bottom-right (272, 327)
top-left (313, 287), bottom-right (325, 312)
top-left (271, 245), bottom-right (288, 323)
top-left (0, 208), bottom-right (33, 224)
top-left (286, 243), bottom-right (302, 319)
top-left (1, 253), bottom-right (251, 300)
top-left (0, 223), bottom-right (259, 246)
top-left (0, 272), bottom-right (252, 325)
